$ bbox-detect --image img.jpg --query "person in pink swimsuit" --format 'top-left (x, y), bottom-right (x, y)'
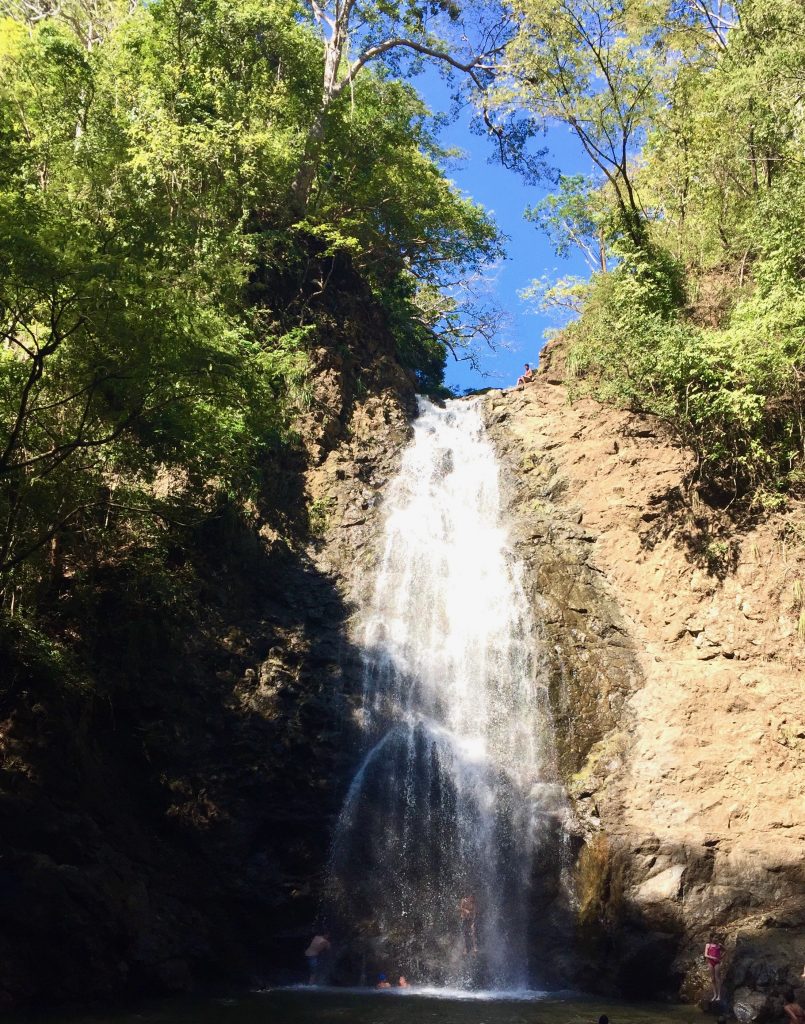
top-left (704, 937), bottom-right (725, 1001)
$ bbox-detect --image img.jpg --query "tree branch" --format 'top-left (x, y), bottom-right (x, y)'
top-left (334, 37), bottom-right (502, 98)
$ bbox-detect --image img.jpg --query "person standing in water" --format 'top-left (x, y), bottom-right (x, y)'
top-left (459, 894), bottom-right (478, 955)
top-left (305, 931), bottom-right (331, 985)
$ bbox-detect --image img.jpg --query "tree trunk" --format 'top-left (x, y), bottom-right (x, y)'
top-left (289, 107), bottom-right (328, 215)
top-left (289, 27), bottom-right (345, 215)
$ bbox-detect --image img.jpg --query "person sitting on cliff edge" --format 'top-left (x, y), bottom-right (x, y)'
top-left (516, 363), bottom-right (535, 389)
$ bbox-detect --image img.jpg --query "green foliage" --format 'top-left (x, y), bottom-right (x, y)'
top-left (510, 0), bottom-right (805, 500)
top-left (498, 0), bottom-right (665, 243)
top-left (0, 0), bottom-right (501, 602)
top-left (381, 277), bottom-right (453, 393)
top-left (307, 495), bottom-right (336, 538)
top-left (525, 175), bottom-right (611, 272)
top-left (300, 72), bottom-right (503, 379)
top-left (565, 259), bottom-right (802, 494)
top-left (0, 6), bottom-right (305, 588)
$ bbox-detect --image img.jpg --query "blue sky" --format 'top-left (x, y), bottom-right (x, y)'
top-left (413, 70), bottom-right (592, 393)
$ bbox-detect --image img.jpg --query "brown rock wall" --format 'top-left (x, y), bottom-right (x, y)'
top-left (484, 372), bottom-right (805, 1007)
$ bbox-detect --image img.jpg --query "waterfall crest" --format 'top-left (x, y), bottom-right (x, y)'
top-left (330, 397), bottom-right (566, 990)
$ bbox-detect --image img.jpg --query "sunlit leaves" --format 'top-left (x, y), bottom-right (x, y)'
top-left (508, 0), bottom-right (805, 497)
top-left (0, 0), bottom-right (506, 590)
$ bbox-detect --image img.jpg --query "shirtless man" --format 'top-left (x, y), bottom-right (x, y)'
top-left (784, 992), bottom-right (805, 1024)
top-left (516, 363), bottom-right (535, 389)
top-left (459, 894), bottom-right (478, 955)
top-left (305, 932), bottom-right (331, 984)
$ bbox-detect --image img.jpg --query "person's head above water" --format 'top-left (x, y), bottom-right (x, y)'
top-left (598, 1015), bottom-right (609, 1024)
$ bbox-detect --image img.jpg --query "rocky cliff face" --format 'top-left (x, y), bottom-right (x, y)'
top-left (0, 255), bottom-right (415, 1010)
top-left (483, 352), bottom-right (804, 1013)
top-left (2, 284), bottom-right (802, 1015)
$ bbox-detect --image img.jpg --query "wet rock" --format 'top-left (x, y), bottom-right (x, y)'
top-left (733, 989), bottom-right (773, 1022)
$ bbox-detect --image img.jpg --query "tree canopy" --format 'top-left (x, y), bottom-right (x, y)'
top-left (0, 0), bottom-right (502, 601)
top-left (2, 0), bottom-right (804, 612)
top-left (503, 0), bottom-right (805, 502)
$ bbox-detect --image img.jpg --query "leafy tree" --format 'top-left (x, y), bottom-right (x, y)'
top-left (290, 0), bottom-right (512, 209)
top-left (525, 174), bottom-right (611, 272)
top-left (1, 0), bottom-right (137, 47)
top-left (0, 14), bottom-right (303, 582)
top-left (0, 0), bottom-right (504, 601)
top-left (299, 70), bottom-right (504, 370)
top-left (496, 0), bottom-right (666, 244)
top-left (513, 0), bottom-right (805, 499)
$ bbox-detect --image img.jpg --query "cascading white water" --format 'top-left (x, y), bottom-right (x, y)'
top-left (330, 397), bottom-right (566, 990)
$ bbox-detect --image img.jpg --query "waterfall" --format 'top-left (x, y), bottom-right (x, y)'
top-left (330, 397), bottom-right (567, 991)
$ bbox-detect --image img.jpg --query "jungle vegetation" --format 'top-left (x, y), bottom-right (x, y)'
top-left (0, 0), bottom-right (503, 612)
top-left (504, 0), bottom-right (805, 505)
top-left (1, 0), bottom-right (803, 620)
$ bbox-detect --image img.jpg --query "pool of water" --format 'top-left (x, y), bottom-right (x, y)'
top-left (32, 987), bottom-right (702, 1024)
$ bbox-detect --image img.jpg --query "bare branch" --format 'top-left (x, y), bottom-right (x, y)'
top-left (334, 36), bottom-right (502, 99)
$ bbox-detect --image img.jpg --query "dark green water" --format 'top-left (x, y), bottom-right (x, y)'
top-left (35, 988), bottom-right (702, 1024)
